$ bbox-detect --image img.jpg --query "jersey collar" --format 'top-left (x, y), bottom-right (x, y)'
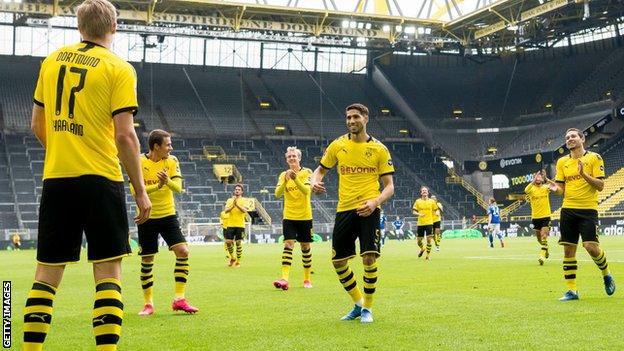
top-left (81, 40), bottom-right (104, 48)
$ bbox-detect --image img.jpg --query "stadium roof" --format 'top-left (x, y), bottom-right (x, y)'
top-left (2, 0), bottom-right (623, 54)
top-left (213, 0), bottom-right (500, 22)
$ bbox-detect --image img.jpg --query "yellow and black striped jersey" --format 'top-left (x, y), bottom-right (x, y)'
top-left (413, 198), bottom-right (436, 226)
top-left (33, 41), bottom-right (138, 182)
top-left (555, 151), bottom-right (605, 210)
top-left (432, 201), bottom-right (442, 222)
top-left (320, 134), bottom-right (394, 212)
top-left (220, 211), bottom-right (230, 229)
top-left (140, 155), bottom-right (182, 219)
top-left (524, 183), bottom-right (551, 219)
top-left (225, 197), bottom-right (252, 228)
top-left (276, 167), bottom-right (313, 220)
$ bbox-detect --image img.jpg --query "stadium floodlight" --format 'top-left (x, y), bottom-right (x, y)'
top-left (365, 23), bottom-right (372, 29)
top-left (350, 21), bottom-right (357, 29)
top-left (357, 22), bottom-right (364, 29)
top-left (545, 103), bottom-right (553, 108)
top-left (475, 117), bottom-right (482, 121)
top-left (405, 26), bottom-right (416, 34)
top-left (342, 20), bottom-right (349, 28)
top-left (395, 25), bottom-right (403, 32)
top-left (382, 25), bottom-right (391, 32)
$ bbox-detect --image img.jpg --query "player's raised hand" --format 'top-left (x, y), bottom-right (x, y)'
top-left (356, 199), bottom-right (378, 217)
top-left (312, 181), bottom-right (326, 194)
top-left (577, 159), bottom-right (585, 175)
top-left (285, 169), bottom-right (296, 180)
top-left (134, 191), bottom-right (152, 224)
top-left (156, 170), bottom-right (168, 188)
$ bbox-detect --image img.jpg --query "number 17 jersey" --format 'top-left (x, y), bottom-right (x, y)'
top-left (33, 41), bottom-right (138, 182)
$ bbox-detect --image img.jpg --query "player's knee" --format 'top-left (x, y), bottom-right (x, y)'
top-left (582, 242), bottom-right (599, 255)
top-left (332, 259), bottom-right (347, 269)
top-left (284, 240), bottom-right (295, 250)
top-left (225, 239), bottom-right (233, 245)
top-left (300, 243), bottom-right (310, 251)
top-left (362, 254), bottom-right (376, 266)
top-left (174, 245), bottom-right (189, 258)
top-left (141, 255), bottom-right (155, 263)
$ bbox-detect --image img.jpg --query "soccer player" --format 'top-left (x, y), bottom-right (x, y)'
top-left (412, 186), bottom-right (436, 259)
top-left (23, 0), bottom-right (152, 349)
top-left (549, 128), bottom-right (615, 301)
top-left (431, 195), bottom-right (443, 251)
top-left (379, 210), bottom-right (387, 246)
top-left (220, 210), bottom-right (233, 264)
top-left (224, 184), bottom-right (251, 268)
top-left (524, 170), bottom-right (552, 265)
top-left (392, 216), bottom-right (404, 241)
top-left (272, 146), bottom-right (314, 290)
top-left (487, 198), bottom-right (505, 248)
top-left (312, 103), bottom-right (394, 324)
top-left (12, 233), bottom-right (21, 250)
top-left (132, 129), bottom-right (199, 316)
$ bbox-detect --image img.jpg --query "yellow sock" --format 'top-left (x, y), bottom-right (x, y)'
top-left (362, 262), bottom-right (378, 309)
top-left (224, 242), bottom-right (232, 259)
top-left (236, 242), bottom-right (243, 262)
top-left (591, 249), bottom-right (610, 277)
top-left (281, 247), bottom-right (293, 280)
top-left (335, 264), bottom-right (363, 304)
top-left (226, 243), bottom-right (234, 260)
top-left (174, 257), bottom-right (189, 299)
top-left (563, 257), bottom-right (578, 291)
top-left (140, 261), bottom-right (154, 304)
top-left (23, 281), bottom-right (56, 351)
top-left (92, 278), bottom-right (123, 351)
top-left (302, 247), bottom-right (312, 281)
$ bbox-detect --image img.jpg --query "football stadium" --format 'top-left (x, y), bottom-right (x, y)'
top-left (1, 0), bottom-right (624, 349)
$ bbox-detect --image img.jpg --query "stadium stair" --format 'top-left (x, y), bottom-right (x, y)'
top-left (445, 171), bottom-right (488, 210)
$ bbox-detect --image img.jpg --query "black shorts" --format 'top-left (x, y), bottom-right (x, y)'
top-left (37, 175), bottom-right (130, 264)
top-left (417, 225), bottom-right (434, 237)
top-left (283, 219), bottom-right (313, 243)
top-left (332, 208), bottom-right (380, 261)
top-left (432, 221), bottom-right (441, 230)
top-left (137, 215), bottom-right (186, 256)
top-left (532, 217), bottom-right (551, 231)
top-left (559, 208), bottom-right (599, 245)
top-left (224, 227), bottom-right (245, 241)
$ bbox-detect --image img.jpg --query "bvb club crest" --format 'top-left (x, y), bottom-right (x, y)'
top-left (535, 153), bottom-right (542, 163)
top-left (478, 161), bottom-right (487, 171)
top-left (365, 147), bottom-right (374, 158)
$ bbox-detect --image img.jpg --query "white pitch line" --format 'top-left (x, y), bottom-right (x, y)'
top-left (465, 256), bottom-right (624, 263)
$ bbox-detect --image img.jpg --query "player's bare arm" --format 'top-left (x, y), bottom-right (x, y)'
top-left (114, 112), bottom-right (152, 224)
top-left (356, 174), bottom-right (394, 217)
top-left (311, 166), bottom-right (327, 194)
top-left (31, 104), bottom-right (46, 147)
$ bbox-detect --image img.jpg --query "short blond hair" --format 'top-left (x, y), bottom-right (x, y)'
top-left (76, 0), bottom-right (117, 39)
top-left (285, 146), bottom-right (302, 160)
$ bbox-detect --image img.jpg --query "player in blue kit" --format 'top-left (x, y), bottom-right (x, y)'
top-left (487, 198), bottom-right (504, 248)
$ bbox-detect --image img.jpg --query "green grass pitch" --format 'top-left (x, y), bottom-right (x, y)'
top-left (3, 236), bottom-right (624, 350)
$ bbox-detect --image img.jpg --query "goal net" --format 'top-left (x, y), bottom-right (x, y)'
top-left (185, 222), bottom-right (252, 244)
